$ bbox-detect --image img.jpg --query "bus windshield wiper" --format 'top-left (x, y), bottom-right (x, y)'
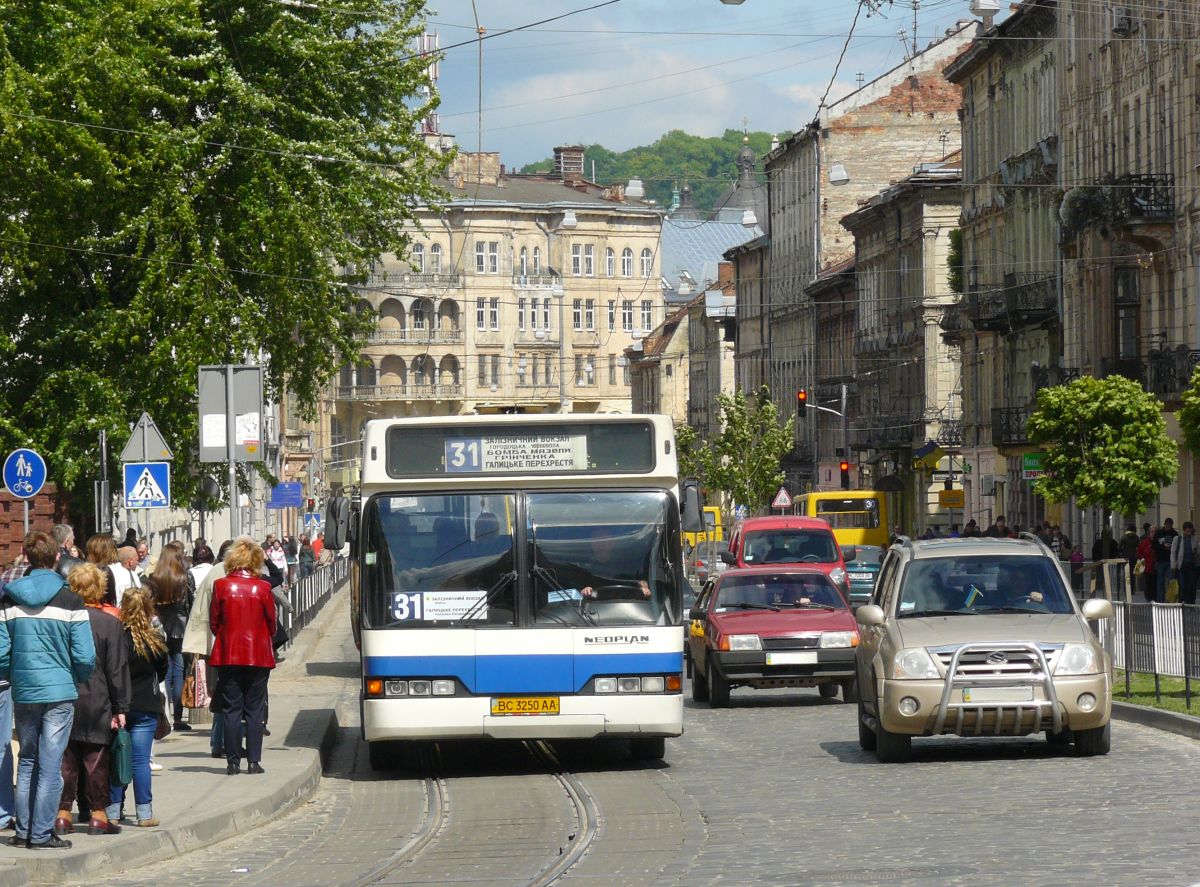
top-left (451, 571), bottom-right (517, 625)
top-left (531, 564), bottom-right (598, 626)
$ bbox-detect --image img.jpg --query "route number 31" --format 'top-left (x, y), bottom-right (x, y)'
top-left (392, 592), bottom-right (424, 620)
top-left (445, 438), bottom-right (481, 472)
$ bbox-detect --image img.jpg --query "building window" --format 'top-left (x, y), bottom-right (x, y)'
top-left (609, 355), bottom-right (616, 386)
top-left (622, 300), bottom-right (633, 332)
top-left (574, 355), bottom-right (583, 385)
top-left (585, 299), bottom-right (595, 330)
top-left (411, 243), bottom-right (424, 273)
top-left (531, 357), bottom-right (539, 385)
top-left (665, 363), bottom-right (672, 377)
top-left (621, 247), bottom-right (633, 277)
top-left (430, 243), bottom-right (442, 273)
top-left (542, 298), bottom-right (551, 331)
top-left (477, 355), bottom-right (486, 384)
top-left (533, 246), bottom-right (541, 275)
top-left (488, 242), bottom-right (499, 274)
top-left (519, 246), bottom-right (528, 276)
top-left (605, 248), bottom-right (615, 277)
top-left (607, 300), bottom-right (615, 331)
top-left (584, 244), bottom-right (594, 276)
top-left (545, 355), bottom-right (554, 383)
top-left (640, 248), bottom-right (652, 278)
top-left (573, 298), bottom-right (582, 330)
top-left (490, 354), bottom-right (499, 384)
top-left (641, 301), bottom-right (652, 331)
top-left (623, 359), bottom-right (631, 385)
top-left (489, 298), bottom-right (499, 330)
top-left (475, 242), bottom-right (486, 274)
top-left (517, 354), bottom-right (527, 385)
top-left (476, 298), bottom-right (485, 330)
top-left (571, 244), bottom-right (582, 276)
top-left (517, 297), bottom-right (526, 330)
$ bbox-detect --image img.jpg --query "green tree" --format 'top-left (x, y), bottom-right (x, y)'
top-left (1026, 375), bottom-right (1177, 519)
top-left (705, 387), bottom-right (794, 514)
top-left (0, 0), bottom-right (449, 511)
top-left (1176, 366), bottom-right (1200, 453)
top-left (674, 423), bottom-right (709, 484)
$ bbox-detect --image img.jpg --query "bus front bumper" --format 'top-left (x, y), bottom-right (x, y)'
top-left (363, 694), bottom-right (683, 742)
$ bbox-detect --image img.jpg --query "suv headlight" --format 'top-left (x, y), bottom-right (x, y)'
top-left (726, 634), bottom-right (762, 651)
top-left (892, 647), bottom-right (940, 679)
top-left (820, 631), bottom-right (857, 648)
top-left (1054, 643), bottom-right (1099, 676)
top-left (830, 567), bottom-right (847, 586)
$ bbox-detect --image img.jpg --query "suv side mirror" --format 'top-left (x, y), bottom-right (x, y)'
top-left (841, 545), bottom-right (857, 563)
top-left (856, 604), bottom-right (885, 626)
top-left (719, 550), bottom-right (737, 566)
top-left (680, 478), bottom-right (703, 533)
top-left (1081, 598), bottom-right (1113, 621)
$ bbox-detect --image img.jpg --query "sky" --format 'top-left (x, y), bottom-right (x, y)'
top-left (424, 0), bottom-right (985, 169)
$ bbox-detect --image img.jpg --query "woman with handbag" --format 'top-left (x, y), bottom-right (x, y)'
top-left (106, 589), bottom-right (168, 827)
top-left (210, 539), bottom-right (276, 775)
top-left (55, 564), bottom-right (130, 836)
top-left (144, 543), bottom-right (193, 731)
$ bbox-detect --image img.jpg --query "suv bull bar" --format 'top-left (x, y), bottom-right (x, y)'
top-left (931, 641), bottom-right (1062, 736)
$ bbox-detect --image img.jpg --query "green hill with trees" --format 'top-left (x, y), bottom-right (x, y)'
top-left (520, 129), bottom-right (778, 212)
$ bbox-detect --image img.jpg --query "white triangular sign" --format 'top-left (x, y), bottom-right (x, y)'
top-left (128, 467), bottom-right (167, 504)
top-left (771, 487), bottom-right (791, 509)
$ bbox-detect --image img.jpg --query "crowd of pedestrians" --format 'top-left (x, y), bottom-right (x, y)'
top-left (0, 523), bottom-right (320, 850)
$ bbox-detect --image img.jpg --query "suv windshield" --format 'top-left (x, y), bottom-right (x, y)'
top-left (716, 573), bottom-right (846, 610)
top-left (897, 555), bottom-right (1074, 617)
top-left (742, 529), bottom-right (838, 565)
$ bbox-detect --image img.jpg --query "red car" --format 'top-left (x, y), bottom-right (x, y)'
top-left (687, 566), bottom-right (860, 707)
top-left (719, 516), bottom-right (851, 599)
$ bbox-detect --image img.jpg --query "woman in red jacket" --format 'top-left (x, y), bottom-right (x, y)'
top-left (1136, 525), bottom-right (1157, 603)
top-left (209, 539), bottom-right (276, 775)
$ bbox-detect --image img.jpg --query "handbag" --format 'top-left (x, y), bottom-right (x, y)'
top-left (182, 672), bottom-right (196, 709)
top-left (1167, 577), bottom-right (1180, 603)
top-left (1134, 558), bottom-right (1146, 576)
top-left (193, 659), bottom-right (211, 709)
top-left (155, 710), bottom-right (172, 740)
top-left (110, 728), bottom-right (133, 787)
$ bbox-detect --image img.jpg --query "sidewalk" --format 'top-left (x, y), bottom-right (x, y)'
top-left (0, 584), bottom-right (352, 887)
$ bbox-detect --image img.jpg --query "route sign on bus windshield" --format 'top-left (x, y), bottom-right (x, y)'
top-left (445, 433), bottom-right (588, 474)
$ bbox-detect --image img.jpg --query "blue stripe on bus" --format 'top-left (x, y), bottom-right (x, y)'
top-left (363, 652), bottom-right (683, 694)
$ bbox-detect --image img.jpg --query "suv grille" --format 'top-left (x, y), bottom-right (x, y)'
top-left (929, 644), bottom-right (1061, 675)
top-left (762, 636), bottom-right (820, 651)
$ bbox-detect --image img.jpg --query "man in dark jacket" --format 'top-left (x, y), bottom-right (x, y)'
top-left (0, 532), bottom-right (95, 850)
top-left (56, 563), bottom-right (130, 836)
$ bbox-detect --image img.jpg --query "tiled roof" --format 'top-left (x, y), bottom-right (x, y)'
top-left (661, 218), bottom-right (761, 302)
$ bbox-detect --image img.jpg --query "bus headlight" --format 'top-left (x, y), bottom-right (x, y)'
top-left (432, 680), bottom-right (455, 696)
top-left (408, 680), bottom-right (432, 696)
top-left (385, 680), bottom-right (408, 696)
top-left (596, 678), bottom-right (618, 693)
top-left (617, 677), bottom-right (642, 693)
top-left (640, 676), bottom-right (666, 692)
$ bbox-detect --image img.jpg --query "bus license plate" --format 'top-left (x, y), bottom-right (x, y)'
top-left (491, 697), bottom-right (561, 716)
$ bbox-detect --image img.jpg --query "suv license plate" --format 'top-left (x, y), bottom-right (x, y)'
top-left (491, 696), bottom-right (560, 716)
top-left (962, 687), bottom-right (1033, 703)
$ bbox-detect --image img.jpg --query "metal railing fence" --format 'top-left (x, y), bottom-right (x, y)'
top-left (280, 556), bottom-right (349, 650)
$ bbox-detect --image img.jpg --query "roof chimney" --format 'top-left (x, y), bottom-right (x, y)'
top-left (553, 145), bottom-right (585, 182)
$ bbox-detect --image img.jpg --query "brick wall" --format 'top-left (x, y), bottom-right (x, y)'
top-left (0, 485), bottom-right (67, 566)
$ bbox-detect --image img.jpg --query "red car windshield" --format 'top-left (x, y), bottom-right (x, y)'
top-left (716, 574), bottom-right (846, 610)
top-left (741, 530), bottom-right (839, 565)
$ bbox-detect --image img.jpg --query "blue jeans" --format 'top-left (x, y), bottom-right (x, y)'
top-left (107, 710), bottom-right (156, 822)
top-left (1156, 561), bottom-right (1173, 603)
top-left (0, 688), bottom-right (13, 823)
top-left (14, 701), bottom-right (73, 844)
top-left (165, 650), bottom-right (184, 722)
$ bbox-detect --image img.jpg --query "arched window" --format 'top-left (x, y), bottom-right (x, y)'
top-left (640, 248), bottom-right (653, 278)
top-left (410, 243), bottom-right (425, 273)
top-left (429, 243), bottom-right (443, 273)
top-left (519, 246), bottom-right (528, 276)
top-left (605, 247), bottom-right (615, 277)
top-left (357, 358), bottom-right (377, 387)
top-left (621, 248), bottom-right (633, 277)
top-left (532, 246), bottom-right (542, 275)
top-left (338, 364), bottom-right (354, 388)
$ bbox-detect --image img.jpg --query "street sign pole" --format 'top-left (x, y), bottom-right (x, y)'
top-left (226, 366), bottom-right (239, 538)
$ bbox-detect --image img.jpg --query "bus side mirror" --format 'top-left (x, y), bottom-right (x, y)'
top-left (325, 496), bottom-right (350, 551)
top-left (680, 478), bottom-right (703, 533)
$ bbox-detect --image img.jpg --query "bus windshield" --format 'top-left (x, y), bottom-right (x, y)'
top-left (360, 490), bottom-right (678, 628)
top-left (814, 497), bottom-right (881, 529)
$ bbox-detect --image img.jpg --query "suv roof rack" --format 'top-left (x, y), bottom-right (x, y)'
top-left (1017, 531), bottom-right (1056, 556)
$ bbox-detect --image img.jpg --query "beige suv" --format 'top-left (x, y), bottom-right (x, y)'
top-left (855, 535), bottom-right (1112, 763)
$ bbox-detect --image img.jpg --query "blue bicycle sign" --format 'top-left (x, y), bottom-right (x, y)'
top-left (3, 449), bottom-right (47, 501)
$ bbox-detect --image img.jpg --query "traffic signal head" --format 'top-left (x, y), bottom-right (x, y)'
top-left (839, 460), bottom-right (851, 490)
top-left (796, 389), bottom-right (808, 418)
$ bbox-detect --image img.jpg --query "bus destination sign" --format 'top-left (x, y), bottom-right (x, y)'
top-left (445, 433), bottom-right (588, 473)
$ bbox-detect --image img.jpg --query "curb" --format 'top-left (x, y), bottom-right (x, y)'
top-left (1112, 700), bottom-right (1200, 742)
top-left (9, 580), bottom-right (349, 886)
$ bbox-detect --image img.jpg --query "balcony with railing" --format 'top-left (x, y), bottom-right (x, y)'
top-left (852, 416), bottom-right (917, 451)
top-left (991, 406), bottom-right (1031, 449)
top-left (939, 304), bottom-right (964, 343)
top-left (967, 272), bottom-right (1058, 333)
top-left (511, 274), bottom-right (560, 289)
top-left (1031, 364), bottom-right (1080, 394)
top-left (1099, 356), bottom-right (1147, 387)
top-left (372, 272), bottom-right (462, 289)
top-left (335, 383), bottom-right (464, 402)
top-left (1108, 173), bottom-right (1174, 224)
top-left (935, 418), bottom-right (963, 449)
top-left (367, 327), bottom-right (464, 345)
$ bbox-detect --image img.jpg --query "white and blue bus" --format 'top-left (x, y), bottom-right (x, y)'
top-left (324, 414), bottom-right (702, 768)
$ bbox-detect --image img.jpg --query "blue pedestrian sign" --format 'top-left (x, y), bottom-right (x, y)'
top-left (3, 449), bottom-right (47, 500)
top-left (123, 462), bottom-right (171, 509)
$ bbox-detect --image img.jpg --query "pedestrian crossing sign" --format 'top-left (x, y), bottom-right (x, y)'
top-left (123, 461), bottom-right (171, 509)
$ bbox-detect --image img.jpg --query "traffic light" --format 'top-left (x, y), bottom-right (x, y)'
top-left (839, 460), bottom-right (851, 490)
top-left (796, 389), bottom-right (808, 419)
top-left (307, 498), bottom-right (316, 511)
